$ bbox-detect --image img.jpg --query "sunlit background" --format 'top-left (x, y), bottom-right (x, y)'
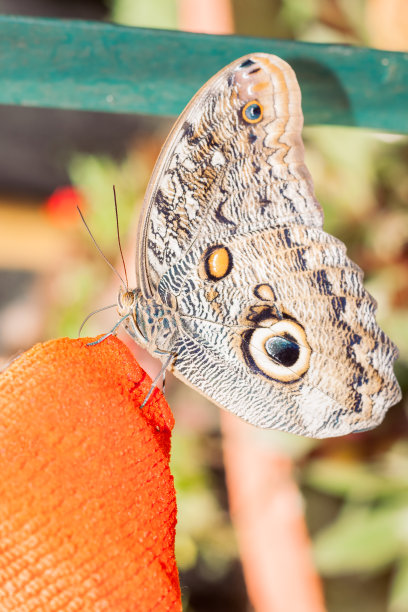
top-left (0, 1), bottom-right (407, 611)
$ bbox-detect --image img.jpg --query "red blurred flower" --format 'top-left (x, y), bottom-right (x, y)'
top-left (44, 186), bottom-right (86, 225)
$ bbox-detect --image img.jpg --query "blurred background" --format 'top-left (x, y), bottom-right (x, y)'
top-left (0, 1), bottom-right (407, 611)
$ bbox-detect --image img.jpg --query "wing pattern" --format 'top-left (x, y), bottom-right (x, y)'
top-left (130, 53), bottom-right (401, 438)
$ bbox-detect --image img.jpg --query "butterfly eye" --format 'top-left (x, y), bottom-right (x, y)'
top-left (243, 319), bottom-right (311, 383)
top-left (242, 101), bottom-right (263, 124)
top-left (201, 245), bottom-right (233, 281)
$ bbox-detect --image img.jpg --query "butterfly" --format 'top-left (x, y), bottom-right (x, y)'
top-left (117, 53), bottom-right (401, 438)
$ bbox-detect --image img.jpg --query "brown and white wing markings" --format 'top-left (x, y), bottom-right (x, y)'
top-left (136, 53), bottom-right (322, 298)
top-left (135, 53), bottom-right (401, 438)
top-left (172, 225), bottom-right (400, 437)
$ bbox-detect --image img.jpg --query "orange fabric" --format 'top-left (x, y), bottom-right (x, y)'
top-left (0, 336), bottom-right (181, 611)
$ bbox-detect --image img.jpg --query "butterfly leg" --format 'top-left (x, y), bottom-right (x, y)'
top-left (86, 314), bottom-right (131, 346)
top-left (124, 313), bottom-right (142, 342)
top-left (162, 368), bottom-right (167, 397)
top-left (140, 352), bottom-right (175, 409)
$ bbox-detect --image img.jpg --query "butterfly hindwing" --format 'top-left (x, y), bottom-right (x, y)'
top-left (169, 224), bottom-right (399, 436)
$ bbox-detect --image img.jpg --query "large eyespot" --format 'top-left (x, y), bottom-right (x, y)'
top-left (265, 335), bottom-right (300, 366)
top-left (201, 245), bottom-right (233, 281)
top-left (242, 100), bottom-right (263, 124)
top-left (243, 318), bottom-right (311, 383)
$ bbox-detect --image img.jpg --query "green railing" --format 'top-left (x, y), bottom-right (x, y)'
top-left (1, 15), bottom-right (407, 132)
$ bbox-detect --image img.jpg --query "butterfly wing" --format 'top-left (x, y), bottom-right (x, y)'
top-left (136, 54), bottom-right (323, 297)
top-left (136, 53), bottom-right (401, 437)
top-left (171, 225), bottom-right (400, 437)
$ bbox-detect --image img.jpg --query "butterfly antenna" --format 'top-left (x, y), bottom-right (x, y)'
top-left (78, 303), bottom-right (117, 337)
top-left (112, 185), bottom-right (129, 290)
top-left (77, 205), bottom-right (126, 287)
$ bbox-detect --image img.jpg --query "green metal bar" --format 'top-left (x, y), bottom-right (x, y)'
top-left (0, 15), bottom-right (407, 132)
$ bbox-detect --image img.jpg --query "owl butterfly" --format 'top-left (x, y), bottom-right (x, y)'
top-left (118, 53), bottom-right (401, 438)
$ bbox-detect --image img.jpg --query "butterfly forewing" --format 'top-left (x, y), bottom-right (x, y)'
top-left (137, 54), bottom-right (322, 296)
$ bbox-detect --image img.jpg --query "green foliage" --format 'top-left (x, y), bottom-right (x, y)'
top-left (170, 426), bottom-right (241, 612)
top-left (47, 151), bottom-right (149, 339)
top-left (69, 153), bottom-right (146, 252)
top-left (314, 502), bottom-right (407, 573)
top-left (109, 0), bottom-right (178, 29)
top-left (171, 428), bottom-right (237, 575)
top-left (390, 557), bottom-right (408, 612)
top-left (304, 442), bottom-right (408, 609)
top-left (280, 0), bottom-right (320, 35)
top-left (305, 458), bottom-right (408, 503)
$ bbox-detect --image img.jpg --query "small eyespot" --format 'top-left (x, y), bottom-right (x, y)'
top-left (242, 318), bottom-right (311, 383)
top-left (254, 283), bottom-right (276, 302)
top-left (201, 245), bottom-right (233, 281)
top-left (242, 100), bottom-right (263, 124)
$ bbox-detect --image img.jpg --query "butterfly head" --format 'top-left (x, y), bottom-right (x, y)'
top-left (117, 286), bottom-right (136, 315)
top-left (117, 286), bottom-right (148, 347)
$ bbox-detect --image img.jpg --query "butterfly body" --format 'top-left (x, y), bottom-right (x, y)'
top-left (118, 288), bottom-right (178, 355)
top-left (119, 53), bottom-right (401, 438)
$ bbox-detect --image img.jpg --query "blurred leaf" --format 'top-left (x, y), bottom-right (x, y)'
top-left (336, 0), bottom-right (366, 38)
top-left (232, 0), bottom-right (291, 38)
top-left (375, 136), bottom-right (408, 209)
top-left (171, 431), bottom-right (211, 492)
top-left (378, 308), bottom-right (408, 364)
top-left (171, 430), bottom-right (237, 573)
top-left (46, 262), bottom-right (109, 338)
top-left (304, 458), bottom-right (408, 501)
top-left (69, 152), bottom-right (147, 253)
top-left (109, 0), bottom-right (178, 29)
top-left (279, 0), bottom-right (319, 36)
top-left (390, 557), bottom-right (408, 612)
top-left (176, 532), bottom-right (198, 571)
top-left (44, 150), bottom-right (151, 339)
top-left (383, 443), bottom-right (408, 485)
top-left (314, 502), bottom-right (408, 574)
top-left (304, 127), bottom-right (379, 231)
